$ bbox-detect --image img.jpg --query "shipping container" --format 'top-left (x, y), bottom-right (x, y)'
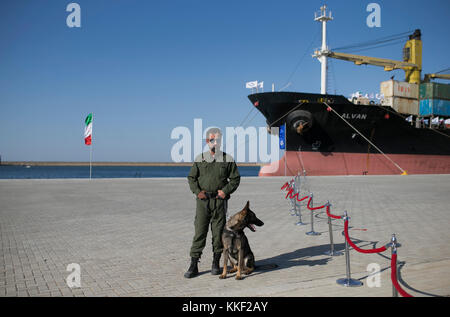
top-left (380, 80), bottom-right (419, 99)
top-left (419, 99), bottom-right (450, 116)
top-left (419, 82), bottom-right (450, 101)
top-left (352, 97), bottom-right (371, 105)
top-left (381, 96), bottom-right (419, 115)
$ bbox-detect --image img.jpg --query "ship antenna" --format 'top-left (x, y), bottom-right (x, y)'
top-left (313, 5), bottom-right (333, 95)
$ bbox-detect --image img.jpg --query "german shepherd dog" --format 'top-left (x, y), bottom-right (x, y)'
top-left (219, 201), bottom-right (264, 280)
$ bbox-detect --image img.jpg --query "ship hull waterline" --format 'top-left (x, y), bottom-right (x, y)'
top-left (260, 151), bottom-right (450, 176)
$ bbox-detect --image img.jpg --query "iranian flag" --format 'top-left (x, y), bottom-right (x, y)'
top-left (84, 113), bottom-right (93, 145)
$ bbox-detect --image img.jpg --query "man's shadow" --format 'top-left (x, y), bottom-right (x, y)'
top-left (252, 243), bottom-right (346, 276)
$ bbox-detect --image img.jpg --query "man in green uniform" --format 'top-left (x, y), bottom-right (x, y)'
top-left (184, 127), bottom-right (241, 278)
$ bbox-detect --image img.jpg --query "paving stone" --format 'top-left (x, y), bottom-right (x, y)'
top-left (0, 176), bottom-right (449, 297)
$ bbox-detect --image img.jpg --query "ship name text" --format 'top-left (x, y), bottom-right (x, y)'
top-left (342, 113), bottom-right (367, 120)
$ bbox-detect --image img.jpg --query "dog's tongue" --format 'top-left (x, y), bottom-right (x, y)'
top-left (249, 224), bottom-right (256, 231)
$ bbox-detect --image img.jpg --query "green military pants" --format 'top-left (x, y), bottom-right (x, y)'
top-left (189, 198), bottom-right (227, 259)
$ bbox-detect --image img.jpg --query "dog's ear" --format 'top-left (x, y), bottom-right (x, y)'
top-left (244, 201), bottom-right (250, 210)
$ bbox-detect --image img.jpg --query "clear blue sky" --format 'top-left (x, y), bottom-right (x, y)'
top-left (1, 0), bottom-right (449, 162)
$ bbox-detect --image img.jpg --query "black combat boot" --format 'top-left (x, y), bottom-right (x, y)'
top-left (184, 257), bottom-right (199, 278)
top-left (211, 253), bottom-right (221, 275)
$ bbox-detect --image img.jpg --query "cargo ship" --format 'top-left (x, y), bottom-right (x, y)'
top-left (248, 5), bottom-right (450, 176)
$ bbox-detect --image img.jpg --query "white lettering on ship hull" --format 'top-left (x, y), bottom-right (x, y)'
top-left (342, 113), bottom-right (368, 120)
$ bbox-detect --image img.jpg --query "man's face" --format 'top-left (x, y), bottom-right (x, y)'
top-left (206, 133), bottom-right (221, 153)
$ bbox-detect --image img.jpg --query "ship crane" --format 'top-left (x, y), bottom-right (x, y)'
top-left (423, 67), bottom-right (450, 82)
top-left (424, 73), bottom-right (450, 81)
top-left (313, 5), bottom-right (423, 90)
top-left (315, 29), bottom-right (423, 86)
top-left (312, 7), bottom-right (449, 124)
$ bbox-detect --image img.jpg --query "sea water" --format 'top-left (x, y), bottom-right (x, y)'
top-left (0, 165), bottom-right (260, 179)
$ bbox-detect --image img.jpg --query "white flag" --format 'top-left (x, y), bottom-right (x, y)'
top-left (245, 81), bottom-right (258, 89)
top-left (432, 116), bottom-right (439, 124)
top-left (257, 81), bottom-right (264, 89)
top-left (405, 115), bottom-right (412, 122)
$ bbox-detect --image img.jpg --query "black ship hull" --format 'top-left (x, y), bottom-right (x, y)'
top-left (248, 92), bottom-right (450, 176)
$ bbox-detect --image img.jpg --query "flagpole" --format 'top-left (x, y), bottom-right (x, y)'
top-left (89, 143), bottom-right (92, 180)
top-left (90, 112), bottom-right (93, 180)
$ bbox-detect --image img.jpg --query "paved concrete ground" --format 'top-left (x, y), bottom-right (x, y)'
top-left (1, 175), bottom-right (449, 297)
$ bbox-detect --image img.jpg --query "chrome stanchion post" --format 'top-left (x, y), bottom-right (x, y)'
top-left (287, 180), bottom-right (296, 216)
top-left (294, 200), bottom-right (306, 226)
top-left (336, 211), bottom-right (363, 287)
top-left (294, 173), bottom-right (306, 226)
top-left (291, 196), bottom-right (297, 216)
top-left (306, 193), bottom-right (320, 236)
top-left (291, 178), bottom-right (298, 216)
top-left (391, 234), bottom-right (399, 297)
top-left (324, 202), bottom-right (343, 256)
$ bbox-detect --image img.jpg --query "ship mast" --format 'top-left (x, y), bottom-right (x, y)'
top-left (313, 5), bottom-right (333, 95)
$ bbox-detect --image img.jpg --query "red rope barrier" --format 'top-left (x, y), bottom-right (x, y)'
top-left (281, 183), bottom-right (329, 210)
top-left (282, 182), bottom-right (310, 202)
top-left (285, 188), bottom-right (294, 199)
top-left (281, 181), bottom-right (414, 297)
top-left (286, 191), bottom-right (309, 202)
top-left (306, 197), bottom-right (327, 210)
top-left (391, 253), bottom-right (413, 297)
top-left (326, 205), bottom-right (342, 219)
top-left (281, 182), bottom-right (290, 190)
top-left (343, 219), bottom-right (387, 254)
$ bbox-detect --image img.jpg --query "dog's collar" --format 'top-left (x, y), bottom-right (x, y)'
top-left (224, 227), bottom-right (243, 237)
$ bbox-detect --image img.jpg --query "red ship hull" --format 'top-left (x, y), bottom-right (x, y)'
top-left (259, 151), bottom-right (450, 176)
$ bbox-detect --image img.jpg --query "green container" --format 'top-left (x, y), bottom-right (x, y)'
top-left (419, 82), bottom-right (450, 100)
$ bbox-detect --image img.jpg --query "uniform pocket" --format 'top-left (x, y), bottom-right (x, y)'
top-left (219, 163), bottom-right (228, 177)
top-left (198, 162), bottom-right (208, 174)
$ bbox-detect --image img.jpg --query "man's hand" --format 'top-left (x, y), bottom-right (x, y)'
top-left (216, 190), bottom-right (226, 199)
top-left (197, 190), bottom-right (207, 200)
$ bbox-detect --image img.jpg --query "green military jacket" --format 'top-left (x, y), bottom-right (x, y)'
top-left (188, 150), bottom-right (240, 197)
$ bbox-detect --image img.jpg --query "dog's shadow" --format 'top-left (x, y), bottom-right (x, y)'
top-left (251, 243), bottom-right (346, 276)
